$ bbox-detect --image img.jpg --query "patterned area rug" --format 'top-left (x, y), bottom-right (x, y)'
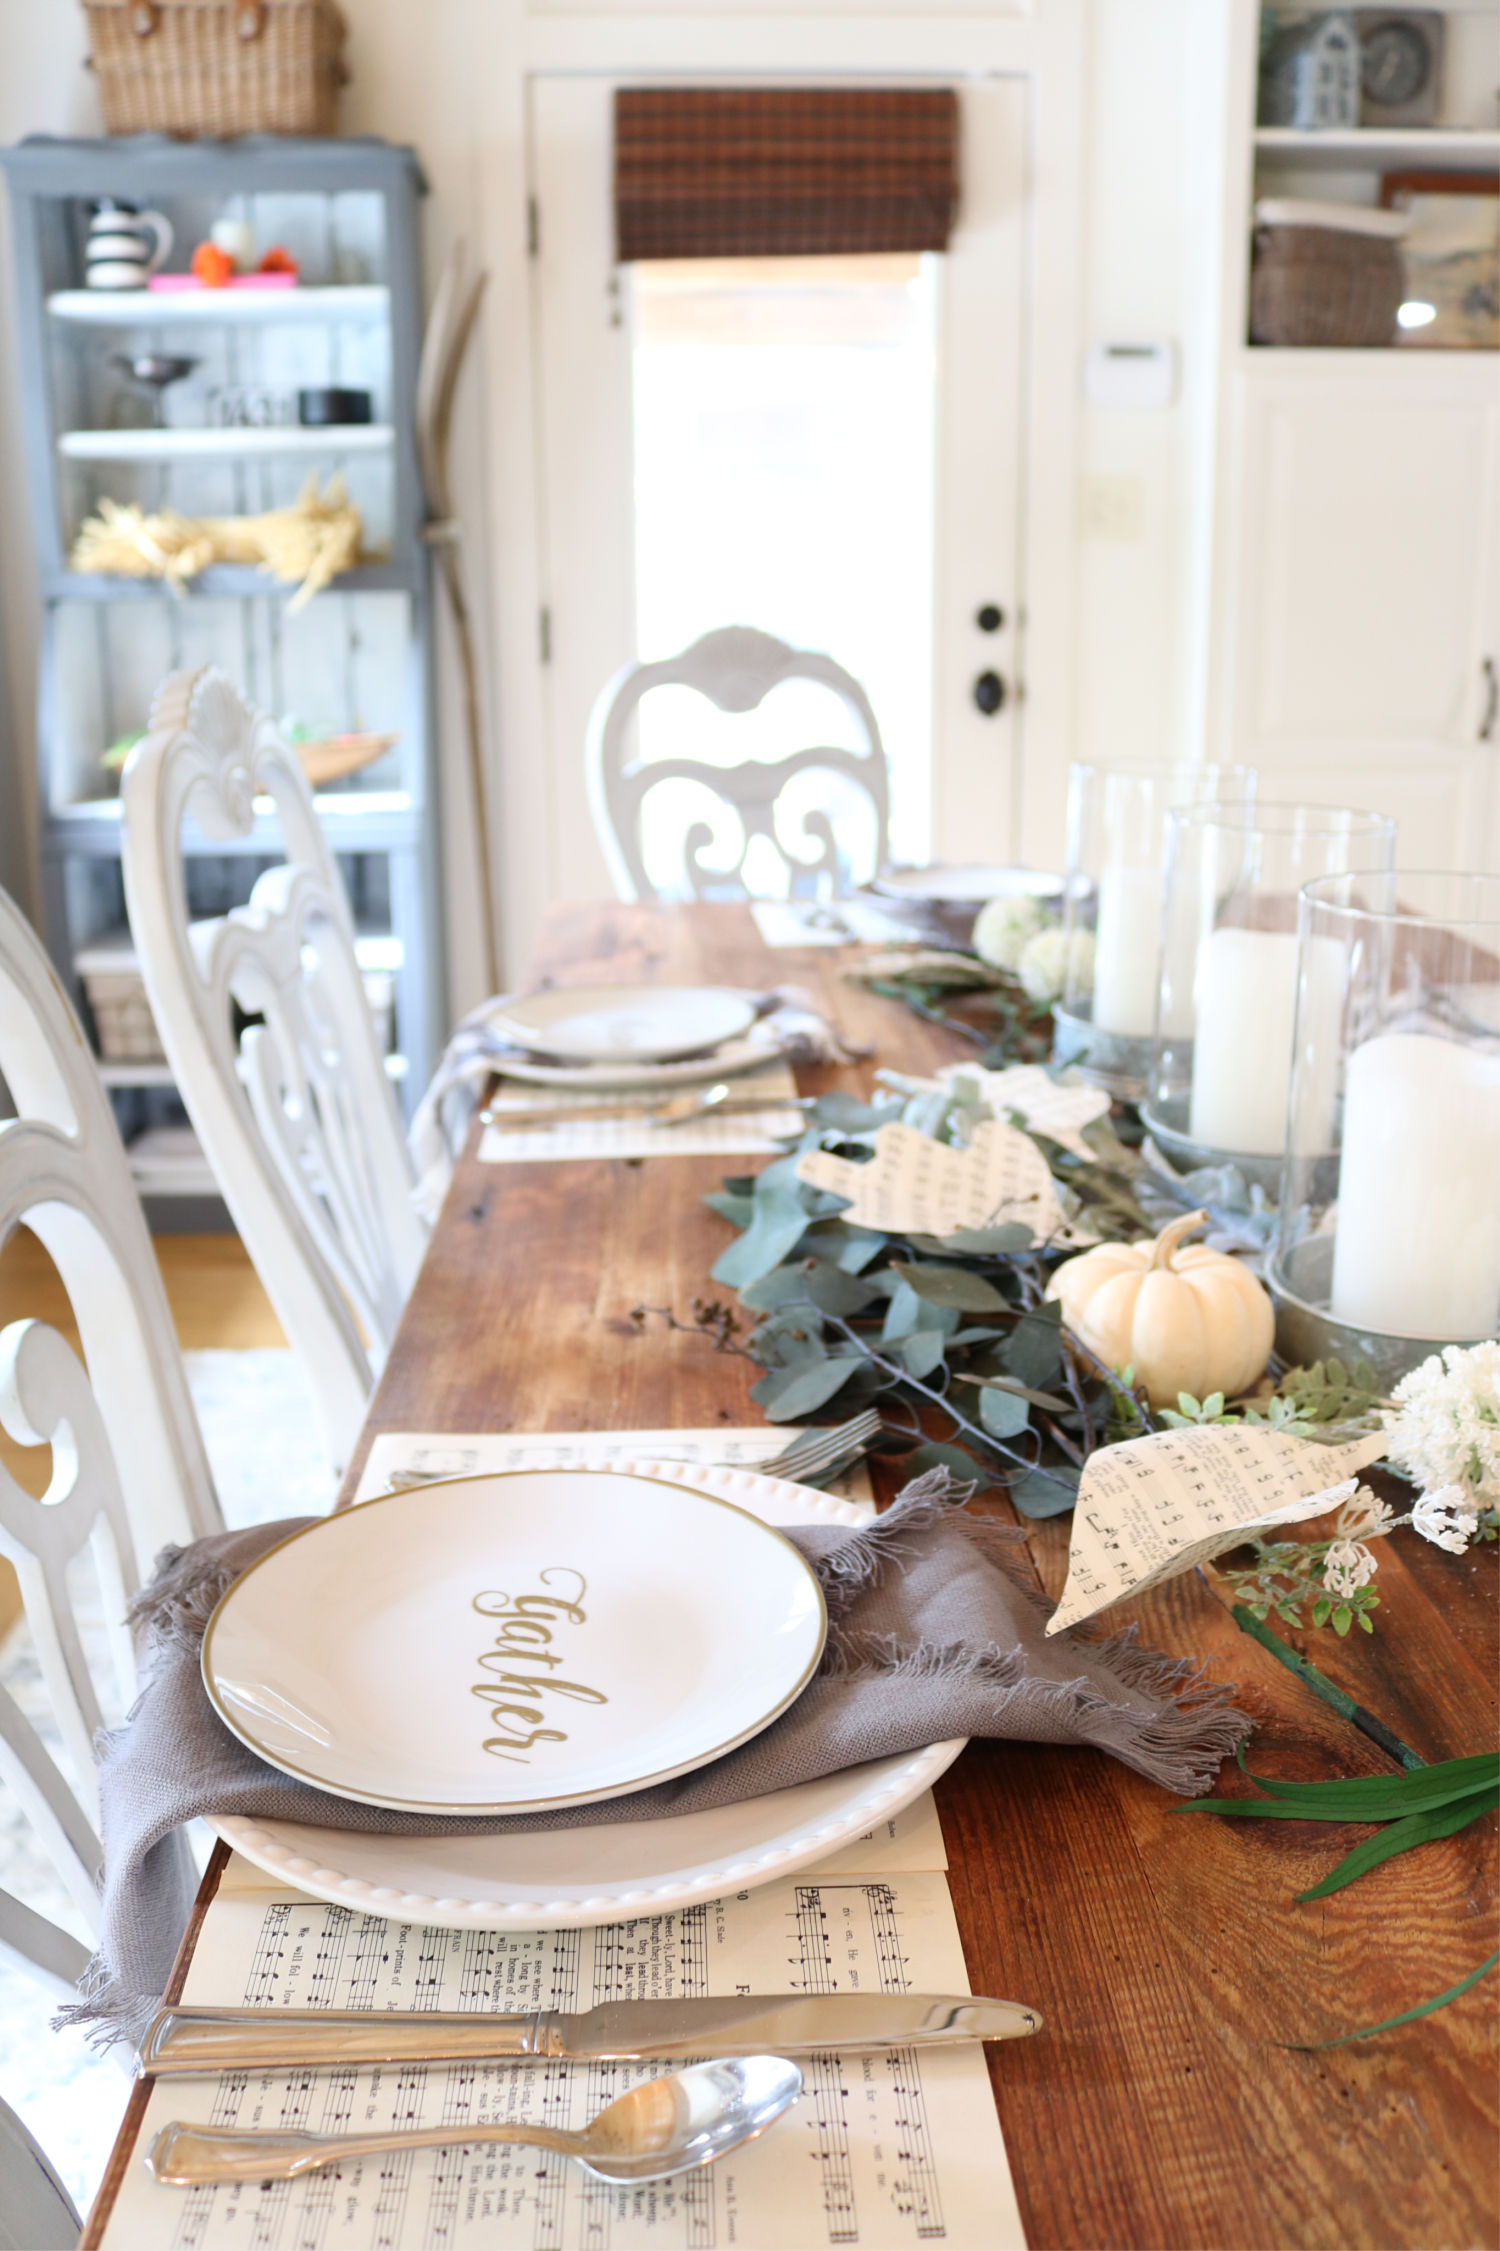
top-left (0, 1349), bottom-right (334, 2212)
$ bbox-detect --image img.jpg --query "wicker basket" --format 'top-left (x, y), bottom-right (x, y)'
top-left (74, 937), bottom-right (164, 1063)
top-left (83, 0), bottom-right (348, 139)
top-left (1250, 220), bottom-right (1403, 349)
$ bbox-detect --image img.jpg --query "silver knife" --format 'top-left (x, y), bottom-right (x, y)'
top-left (138, 1994), bottom-right (1040, 2077)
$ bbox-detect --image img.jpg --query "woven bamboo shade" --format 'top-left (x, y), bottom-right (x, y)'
top-left (614, 88), bottom-right (959, 263)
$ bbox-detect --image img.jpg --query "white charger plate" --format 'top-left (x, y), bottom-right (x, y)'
top-left (203, 1470), bottom-right (826, 1816)
top-left (491, 1024), bottom-right (786, 1092)
top-left (492, 985), bottom-right (757, 1064)
top-left (212, 1460), bottom-right (968, 1929)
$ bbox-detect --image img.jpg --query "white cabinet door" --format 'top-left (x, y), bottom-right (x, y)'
top-left (1219, 360), bottom-right (1500, 871)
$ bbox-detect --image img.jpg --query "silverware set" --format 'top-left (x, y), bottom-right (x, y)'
top-left (139, 1996), bottom-right (1042, 2187)
top-left (479, 1079), bottom-right (808, 1131)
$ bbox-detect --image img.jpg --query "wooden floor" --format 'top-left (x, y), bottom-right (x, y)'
top-left (0, 1228), bottom-right (281, 1631)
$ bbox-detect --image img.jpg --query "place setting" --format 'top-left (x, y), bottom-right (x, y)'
top-left (408, 977), bottom-right (861, 1204)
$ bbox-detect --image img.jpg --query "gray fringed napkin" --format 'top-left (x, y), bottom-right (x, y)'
top-left (68, 1475), bottom-right (1249, 2046)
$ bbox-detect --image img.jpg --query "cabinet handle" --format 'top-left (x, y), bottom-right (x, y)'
top-left (1480, 657), bottom-right (1498, 744)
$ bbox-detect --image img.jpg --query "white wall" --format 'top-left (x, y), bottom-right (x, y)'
top-left (0, 0), bottom-right (1222, 1003)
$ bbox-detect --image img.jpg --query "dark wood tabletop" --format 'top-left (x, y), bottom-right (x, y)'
top-left (84, 902), bottom-right (1498, 2251)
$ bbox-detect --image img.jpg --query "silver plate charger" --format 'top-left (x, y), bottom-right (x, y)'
top-left (203, 1471), bottom-right (826, 1816)
top-left (491, 985), bottom-right (757, 1064)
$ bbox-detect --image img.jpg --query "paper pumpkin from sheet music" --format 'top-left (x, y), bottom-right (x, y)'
top-left (1047, 1424), bottom-right (1390, 1634)
top-left (798, 1118), bottom-right (1070, 1241)
top-left (938, 1064), bottom-right (1111, 1162)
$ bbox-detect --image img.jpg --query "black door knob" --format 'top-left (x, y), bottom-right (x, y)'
top-left (972, 670), bottom-right (1006, 716)
top-left (975, 603), bottom-right (1004, 633)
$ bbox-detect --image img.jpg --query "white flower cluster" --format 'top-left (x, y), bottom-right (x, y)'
top-left (972, 895), bottom-right (1045, 973)
top-left (1018, 927), bottom-right (1096, 1006)
top-left (1383, 1341), bottom-right (1499, 1553)
top-left (1322, 1538), bottom-right (1378, 1599)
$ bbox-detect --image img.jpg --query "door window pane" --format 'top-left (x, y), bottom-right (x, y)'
top-left (630, 254), bottom-right (937, 894)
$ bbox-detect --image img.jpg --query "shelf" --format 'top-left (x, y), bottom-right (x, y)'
top-left (46, 790), bottom-right (421, 858)
top-left (99, 1059), bottom-right (175, 1088)
top-left (1253, 127), bottom-right (1500, 173)
top-left (47, 284), bottom-right (391, 328)
top-left (60, 424), bottom-right (393, 464)
top-left (43, 559), bottom-right (420, 602)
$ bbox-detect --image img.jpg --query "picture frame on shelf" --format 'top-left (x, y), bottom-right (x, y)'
top-left (1381, 171), bottom-right (1500, 348)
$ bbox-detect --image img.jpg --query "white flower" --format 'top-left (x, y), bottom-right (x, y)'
top-left (1335, 1487), bottom-right (1395, 1542)
top-left (1410, 1484), bottom-right (1481, 1555)
top-left (972, 894), bottom-right (1046, 973)
top-left (1322, 1539), bottom-right (1378, 1598)
top-left (1017, 926), bottom-right (1095, 1006)
top-left (1383, 1341), bottom-right (1499, 1508)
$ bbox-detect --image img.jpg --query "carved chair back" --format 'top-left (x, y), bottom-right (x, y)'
top-left (0, 885), bottom-right (220, 1996)
top-left (586, 626), bottom-right (892, 903)
top-left (121, 669), bottom-right (427, 1469)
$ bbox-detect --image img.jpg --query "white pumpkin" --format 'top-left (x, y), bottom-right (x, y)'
top-left (1045, 1209), bottom-right (1274, 1409)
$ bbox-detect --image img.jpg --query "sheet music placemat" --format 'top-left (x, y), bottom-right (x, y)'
top-left (99, 1870), bottom-right (1024, 2250)
top-left (478, 1063), bottom-right (803, 1164)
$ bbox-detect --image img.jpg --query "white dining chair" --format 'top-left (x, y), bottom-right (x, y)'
top-left (121, 668), bottom-right (427, 1471)
top-left (586, 625), bottom-right (892, 903)
top-left (0, 883), bottom-right (220, 2002)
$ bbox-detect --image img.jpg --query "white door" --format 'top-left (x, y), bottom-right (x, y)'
top-left (1220, 361), bottom-right (1500, 870)
top-left (526, 73), bottom-right (1028, 905)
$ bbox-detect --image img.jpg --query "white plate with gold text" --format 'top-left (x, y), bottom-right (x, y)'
top-left (213, 1461), bottom-right (967, 1928)
top-left (203, 1470), bottom-right (826, 1816)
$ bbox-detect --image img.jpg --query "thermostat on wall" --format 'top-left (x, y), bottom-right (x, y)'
top-left (1084, 340), bottom-right (1177, 408)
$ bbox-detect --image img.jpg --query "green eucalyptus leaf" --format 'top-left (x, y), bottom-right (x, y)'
top-left (740, 1261), bottom-right (884, 1316)
top-left (980, 1385), bottom-right (1031, 1439)
top-left (947, 1325), bottom-right (1009, 1347)
top-left (702, 1190), bottom-right (756, 1228)
top-left (882, 1280), bottom-right (924, 1344)
top-left (969, 1373), bottom-right (1072, 1411)
top-left (893, 1262), bottom-right (1009, 1314)
top-left (805, 1092), bottom-right (895, 1132)
top-left (901, 1330), bottom-right (950, 1380)
top-left (940, 1224), bottom-right (1036, 1255)
top-left (751, 1306), bottom-right (828, 1369)
top-left (751, 1354), bottom-right (865, 1421)
top-left (1001, 1306), bottom-right (1065, 1388)
top-left (711, 1160), bottom-right (815, 1288)
top-left (831, 1228), bottom-right (890, 1275)
top-left (1007, 1462), bottom-right (1080, 1518)
top-left (900, 1441), bottom-right (1001, 1490)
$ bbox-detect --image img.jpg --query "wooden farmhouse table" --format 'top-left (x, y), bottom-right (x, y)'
top-left (84, 902), bottom-right (1498, 2251)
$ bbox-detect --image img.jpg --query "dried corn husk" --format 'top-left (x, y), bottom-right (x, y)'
top-left (69, 476), bottom-right (369, 612)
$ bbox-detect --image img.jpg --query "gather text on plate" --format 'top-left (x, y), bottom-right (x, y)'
top-left (471, 1570), bottom-right (608, 1762)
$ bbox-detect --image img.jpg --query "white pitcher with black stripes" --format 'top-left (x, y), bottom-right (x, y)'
top-left (85, 199), bottom-right (173, 290)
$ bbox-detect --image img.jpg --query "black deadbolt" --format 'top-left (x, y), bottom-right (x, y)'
top-left (972, 670), bottom-right (1006, 716)
top-left (975, 603), bottom-right (1004, 633)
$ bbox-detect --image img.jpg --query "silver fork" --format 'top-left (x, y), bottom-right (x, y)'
top-left (745, 1409), bottom-right (883, 1488)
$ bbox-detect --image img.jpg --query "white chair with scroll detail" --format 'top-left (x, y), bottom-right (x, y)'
top-left (586, 625), bottom-right (892, 903)
top-left (0, 883), bottom-right (221, 2004)
top-left (121, 668), bottom-right (427, 1473)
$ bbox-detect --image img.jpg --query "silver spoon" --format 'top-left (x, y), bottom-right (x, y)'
top-left (145, 2055), bottom-right (803, 2188)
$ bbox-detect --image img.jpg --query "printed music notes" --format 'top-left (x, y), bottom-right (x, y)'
top-left (1048, 1424), bottom-right (1391, 1634)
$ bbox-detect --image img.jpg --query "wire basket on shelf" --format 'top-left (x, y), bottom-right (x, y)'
top-left (82, 0), bottom-right (349, 139)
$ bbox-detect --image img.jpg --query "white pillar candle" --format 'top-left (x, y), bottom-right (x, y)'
top-left (1188, 927), bottom-right (1342, 1155)
top-left (1092, 866), bottom-right (1161, 1036)
top-left (1330, 1032), bottom-right (1500, 1338)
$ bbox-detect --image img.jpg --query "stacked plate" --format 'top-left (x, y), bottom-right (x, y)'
top-left (866, 866), bottom-right (1077, 949)
top-left (204, 1462), bottom-right (965, 1929)
top-left (485, 985), bottom-right (785, 1090)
